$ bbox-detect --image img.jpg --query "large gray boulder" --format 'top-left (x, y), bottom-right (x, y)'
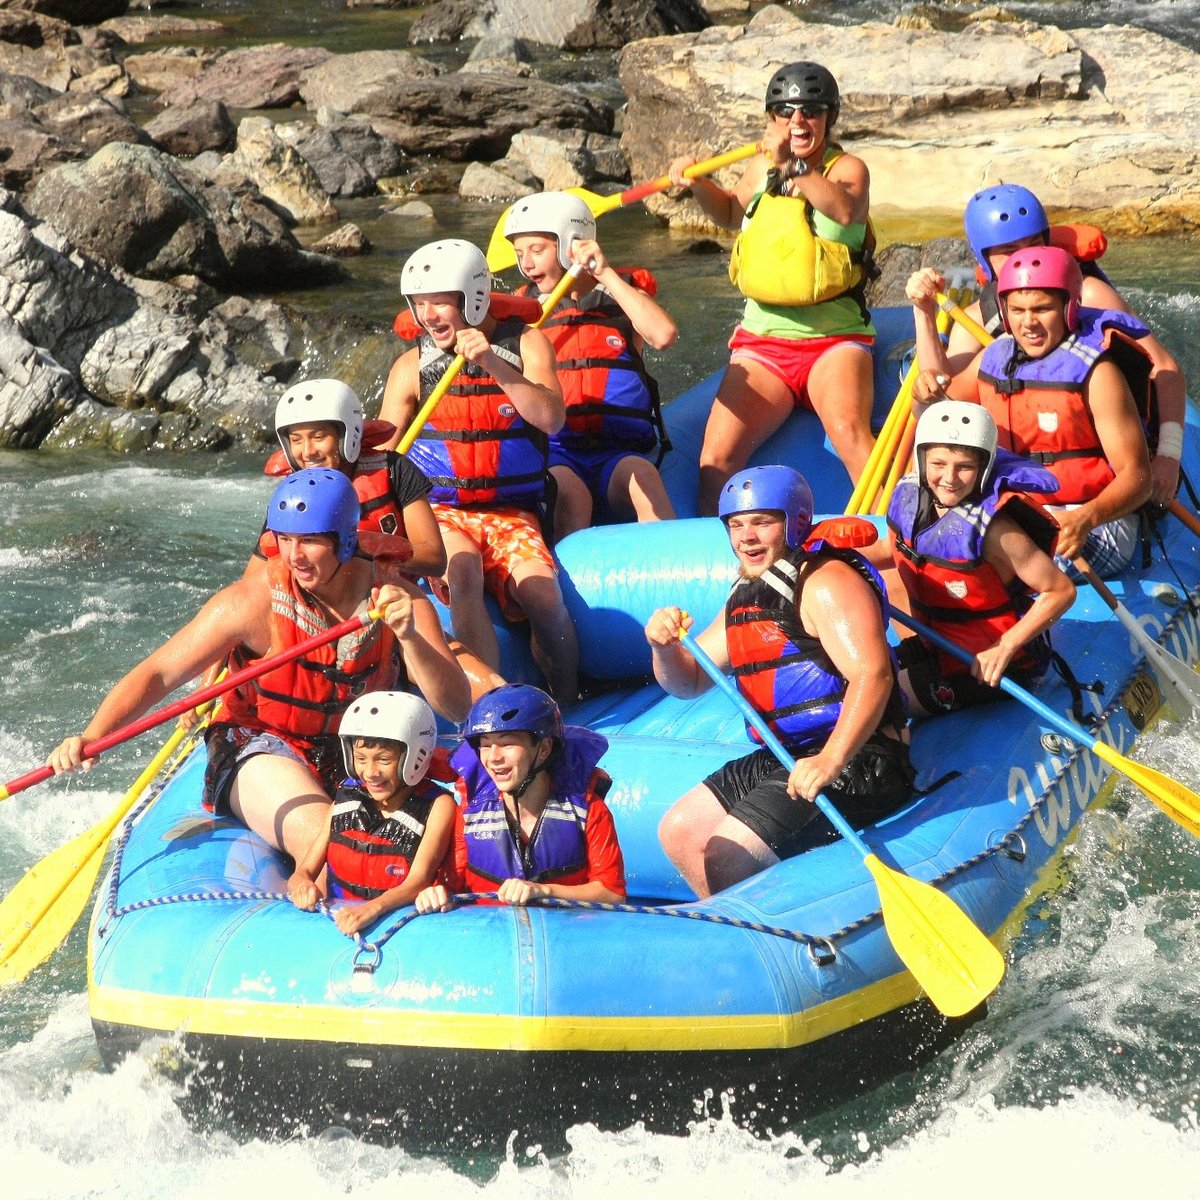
top-left (618, 12), bottom-right (1200, 234)
top-left (156, 43), bottom-right (334, 110)
top-left (0, 189), bottom-right (297, 451)
top-left (24, 142), bottom-right (338, 288)
top-left (296, 48), bottom-right (441, 112)
top-left (348, 72), bottom-right (613, 161)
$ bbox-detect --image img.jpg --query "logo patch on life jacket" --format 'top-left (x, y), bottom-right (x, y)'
top-left (1038, 411), bottom-right (1060, 433)
top-left (606, 334), bottom-right (625, 351)
top-left (945, 579), bottom-right (969, 600)
top-left (498, 403), bottom-right (517, 418)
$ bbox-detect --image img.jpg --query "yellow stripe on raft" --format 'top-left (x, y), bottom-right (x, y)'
top-left (90, 965), bottom-right (939, 1053)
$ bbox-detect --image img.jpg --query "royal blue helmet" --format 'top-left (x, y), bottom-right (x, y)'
top-left (265, 467), bottom-right (359, 563)
top-left (963, 184), bottom-right (1049, 280)
top-left (464, 684), bottom-right (564, 745)
top-left (718, 465), bottom-right (814, 551)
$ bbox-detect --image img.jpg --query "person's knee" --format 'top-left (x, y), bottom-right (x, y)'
top-left (658, 804), bottom-right (697, 866)
top-left (446, 548), bottom-right (484, 592)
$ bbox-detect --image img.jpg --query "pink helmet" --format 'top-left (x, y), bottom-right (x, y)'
top-left (996, 245), bottom-right (1082, 333)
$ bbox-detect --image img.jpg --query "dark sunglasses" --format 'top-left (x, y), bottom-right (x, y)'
top-left (770, 102), bottom-right (827, 120)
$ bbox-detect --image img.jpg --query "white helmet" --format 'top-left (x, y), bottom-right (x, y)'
top-left (339, 691), bottom-right (439, 787)
top-left (503, 191), bottom-right (596, 273)
top-left (274, 378), bottom-right (364, 468)
top-left (400, 238), bottom-right (491, 328)
top-left (914, 400), bottom-right (998, 491)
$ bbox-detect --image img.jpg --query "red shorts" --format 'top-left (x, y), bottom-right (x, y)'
top-left (728, 326), bottom-right (874, 409)
top-left (432, 504), bottom-right (556, 621)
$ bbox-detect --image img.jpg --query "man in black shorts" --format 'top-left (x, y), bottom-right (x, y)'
top-left (644, 465), bottom-right (914, 898)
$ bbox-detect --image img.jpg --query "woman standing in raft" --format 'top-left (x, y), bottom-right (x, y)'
top-left (48, 469), bottom-right (471, 867)
top-left (669, 61), bottom-right (877, 514)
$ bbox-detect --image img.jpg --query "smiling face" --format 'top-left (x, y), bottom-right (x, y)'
top-left (276, 531), bottom-right (340, 591)
top-left (1002, 287), bottom-right (1069, 358)
top-left (411, 291), bottom-right (468, 350)
top-left (477, 730), bottom-right (551, 799)
top-left (770, 102), bottom-right (831, 161)
top-left (351, 740), bottom-right (405, 808)
top-left (284, 421), bottom-right (342, 471)
top-left (923, 445), bottom-right (984, 509)
top-left (510, 233), bottom-right (564, 291)
top-left (725, 510), bottom-right (788, 578)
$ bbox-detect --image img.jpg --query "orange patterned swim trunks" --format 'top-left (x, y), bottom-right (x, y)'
top-left (432, 504), bottom-right (556, 620)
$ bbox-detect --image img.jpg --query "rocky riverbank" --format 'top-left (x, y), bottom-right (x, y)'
top-left (0, 0), bottom-right (1196, 452)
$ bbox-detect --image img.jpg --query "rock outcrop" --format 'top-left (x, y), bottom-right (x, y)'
top-left (618, 10), bottom-right (1200, 234)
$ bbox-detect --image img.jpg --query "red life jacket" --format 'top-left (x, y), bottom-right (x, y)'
top-left (407, 317), bottom-right (550, 508)
top-left (888, 450), bottom-right (1060, 676)
top-left (725, 544), bottom-right (905, 754)
top-left (218, 557), bottom-right (399, 742)
top-left (326, 780), bottom-right (446, 900)
top-left (976, 308), bottom-right (1154, 505)
top-left (518, 271), bottom-right (664, 455)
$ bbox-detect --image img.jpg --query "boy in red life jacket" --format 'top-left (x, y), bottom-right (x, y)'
top-left (645, 466), bottom-right (913, 899)
top-left (873, 401), bottom-right (1076, 716)
top-left (288, 691), bottom-right (455, 936)
top-left (906, 183), bottom-right (1185, 506)
top-left (48, 470), bottom-right (471, 868)
top-left (503, 190), bottom-right (678, 541)
top-left (915, 247), bottom-right (1153, 578)
top-left (260, 377), bottom-right (447, 579)
top-left (414, 685), bottom-right (625, 913)
top-left (379, 239), bottom-right (580, 701)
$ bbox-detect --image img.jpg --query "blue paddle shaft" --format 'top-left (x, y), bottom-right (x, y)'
top-left (888, 607), bottom-right (1102, 754)
top-left (677, 628), bottom-right (870, 856)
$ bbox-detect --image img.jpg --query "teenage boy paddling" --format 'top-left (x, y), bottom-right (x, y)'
top-left (645, 466), bottom-right (913, 899)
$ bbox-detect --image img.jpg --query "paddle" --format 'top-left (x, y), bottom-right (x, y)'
top-left (936, 291), bottom-right (992, 346)
top-left (889, 608), bottom-right (1200, 838)
top-left (394, 262), bottom-right (585, 456)
top-left (485, 142), bottom-right (761, 273)
top-left (1072, 556), bottom-right (1200, 719)
top-left (1, 604), bottom-right (392, 802)
top-left (1168, 498), bottom-right (1200, 541)
top-left (0, 718), bottom-right (200, 985)
top-left (677, 627), bottom-right (1005, 1018)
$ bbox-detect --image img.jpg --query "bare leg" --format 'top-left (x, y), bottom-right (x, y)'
top-left (703, 814), bottom-right (780, 895)
top-left (807, 345), bottom-right (876, 485)
top-left (230, 752), bottom-right (331, 865)
top-left (550, 465), bottom-right (594, 542)
top-left (442, 527), bottom-right (501, 670)
top-left (607, 456), bottom-right (676, 523)
top-left (697, 359), bottom-right (796, 515)
top-left (657, 782), bottom-right (728, 899)
top-left (510, 565), bottom-right (579, 700)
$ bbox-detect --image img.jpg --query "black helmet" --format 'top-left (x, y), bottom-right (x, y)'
top-left (765, 61), bottom-right (839, 110)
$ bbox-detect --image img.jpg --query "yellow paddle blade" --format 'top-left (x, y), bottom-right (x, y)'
top-left (1090, 740), bottom-right (1200, 839)
top-left (0, 721), bottom-right (191, 986)
top-left (864, 853), bottom-right (1005, 1018)
top-left (0, 830), bottom-right (110, 985)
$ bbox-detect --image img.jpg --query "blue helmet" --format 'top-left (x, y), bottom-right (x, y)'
top-left (464, 684), bottom-right (564, 745)
top-left (265, 468), bottom-right (359, 563)
top-left (718, 466), bottom-right (814, 551)
top-left (963, 185), bottom-right (1049, 280)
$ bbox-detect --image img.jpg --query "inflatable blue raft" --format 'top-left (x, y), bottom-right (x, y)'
top-left (87, 308), bottom-right (1200, 1142)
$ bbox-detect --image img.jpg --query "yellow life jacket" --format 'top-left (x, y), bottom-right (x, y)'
top-left (728, 145), bottom-right (875, 307)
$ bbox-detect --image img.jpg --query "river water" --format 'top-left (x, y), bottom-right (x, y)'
top-left (3, 1), bottom-right (1200, 1195)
